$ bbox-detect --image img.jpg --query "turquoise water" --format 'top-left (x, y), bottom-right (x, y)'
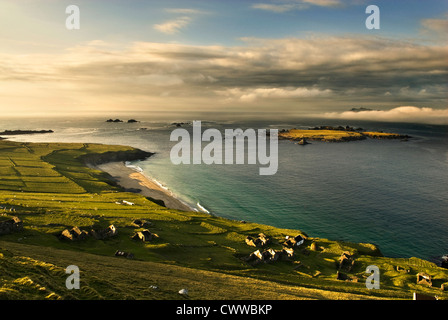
top-left (2, 115), bottom-right (447, 262)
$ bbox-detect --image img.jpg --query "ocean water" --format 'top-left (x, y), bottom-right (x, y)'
top-left (2, 114), bottom-right (447, 262)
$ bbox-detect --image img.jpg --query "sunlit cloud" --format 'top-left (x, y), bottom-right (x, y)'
top-left (322, 106), bottom-right (448, 125)
top-left (0, 35), bottom-right (446, 116)
top-left (154, 16), bottom-right (192, 34)
top-left (420, 13), bottom-right (448, 42)
top-left (218, 87), bottom-right (332, 102)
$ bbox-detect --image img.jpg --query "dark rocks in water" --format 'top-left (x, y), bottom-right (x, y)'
top-left (106, 119), bottom-right (139, 123)
top-left (172, 122), bottom-right (188, 127)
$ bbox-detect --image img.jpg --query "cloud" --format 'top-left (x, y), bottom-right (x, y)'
top-left (252, 0), bottom-right (342, 12)
top-left (219, 87), bottom-right (332, 102)
top-left (154, 16), bottom-right (191, 34)
top-left (165, 8), bottom-right (209, 15)
top-left (421, 14), bottom-right (448, 41)
top-left (154, 7), bottom-right (209, 34)
top-left (322, 106), bottom-right (448, 125)
top-left (1, 35), bottom-right (447, 116)
top-left (252, 3), bottom-right (305, 13)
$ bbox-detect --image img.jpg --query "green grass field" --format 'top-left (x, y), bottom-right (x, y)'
top-left (1, 139), bottom-right (447, 300)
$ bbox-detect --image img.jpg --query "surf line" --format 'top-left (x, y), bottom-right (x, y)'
top-left (169, 120), bottom-right (278, 176)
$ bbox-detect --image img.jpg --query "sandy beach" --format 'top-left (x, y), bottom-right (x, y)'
top-left (94, 161), bottom-right (194, 212)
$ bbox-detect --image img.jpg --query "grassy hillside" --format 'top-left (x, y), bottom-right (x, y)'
top-left (1, 140), bottom-right (447, 300)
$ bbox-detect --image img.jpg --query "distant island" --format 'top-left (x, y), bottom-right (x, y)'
top-left (0, 129), bottom-right (54, 136)
top-left (279, 125), bottom-right (411, 143)
top-left (106, 119), bottom-right (139, 123)
top-left (349, 107), bottom-right (378, 112)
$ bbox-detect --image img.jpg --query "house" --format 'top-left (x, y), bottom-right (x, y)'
top-left (0, 216), bottom-right (23, 235)
top-left (244, 248), bottom-right (287, 265)
top-left (91, 225), bottom-right (117, 240)
top-left (338, 252), bottom-right (355, 272)
top-left (413, 292), bottom-right (438, 300)
top-left (283, 235), bottom-right (304, 247)
top-left (131, 219), bottom-right (152, 228)
top-left (416, 272), bottom-right (432, 287)
top-left (131, 229), bottom-right (158, 242)
top-left (59, 226), bottom-right (89, 241)
top-left (282, 247), bottom-right (294, 259)
top-left (245, 233), bottom-right (270, 247)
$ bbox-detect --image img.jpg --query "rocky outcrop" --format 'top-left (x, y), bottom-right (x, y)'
top-left (79, 149), bottom-right (154, 167)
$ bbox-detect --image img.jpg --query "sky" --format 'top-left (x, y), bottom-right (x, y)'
top-left (0, 0), bottom-right (447, 123)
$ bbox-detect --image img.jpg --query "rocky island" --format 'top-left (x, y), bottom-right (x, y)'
top-left (279, 125), bottom-right (411, 143)
top-left (0, 130), bottom-right (54, 138)
top-left (0, 129), bottom-right (54, 135)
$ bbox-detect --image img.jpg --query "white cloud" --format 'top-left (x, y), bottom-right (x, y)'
top-left (252, 3), bottom-right (304, 13)
top-left (165, 8), bottom-right (209, 15)
top-left (154, 16), bottom-right (191, 34)
top-left (219, 87), bottom-right (332, 102)
top-left (322, 106), bottom-right (448, 125)
top-left (252, 0), bottom-right (342, 12)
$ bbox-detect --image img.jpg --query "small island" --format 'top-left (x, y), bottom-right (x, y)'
top-left (106, 119), bottom-right (139, 123)
top-left (279, 125), bottom-right (411, 143)
top-left (0, 129), bottom-right (54, 136)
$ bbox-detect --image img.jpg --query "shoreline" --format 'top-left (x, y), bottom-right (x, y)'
top-left (92, 161), bottom-right (195, 212)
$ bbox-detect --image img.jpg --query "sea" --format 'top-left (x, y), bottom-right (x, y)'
top-left (1, 113), bottom-right (447, 263)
